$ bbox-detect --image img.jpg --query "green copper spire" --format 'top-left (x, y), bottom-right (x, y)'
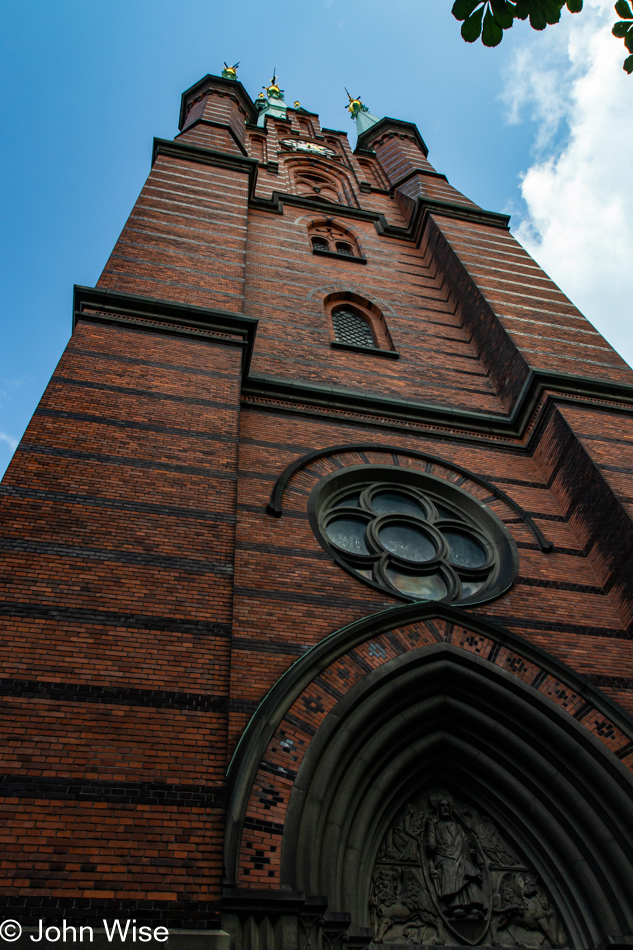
top-left (345, 89), bottom-right (379, 135)
top-left (256, 69), bottom-right (288, 126)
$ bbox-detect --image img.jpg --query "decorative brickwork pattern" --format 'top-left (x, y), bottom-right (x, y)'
top-left (237, 613), bottom-right (633, 887)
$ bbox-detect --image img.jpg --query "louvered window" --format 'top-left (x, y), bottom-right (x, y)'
top-left (332, 308), bottom-right (374, 348)
top-left (336, 242), bottom-right (354, 257)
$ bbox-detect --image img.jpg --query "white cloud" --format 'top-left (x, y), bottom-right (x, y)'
top-left (0, 432), bottom-right (18, 451)
top-left (503, 0), bottom-right (633, 368)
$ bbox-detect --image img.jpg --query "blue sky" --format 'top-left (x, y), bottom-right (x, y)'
top-left (1, 0), bottom-right (631, 477)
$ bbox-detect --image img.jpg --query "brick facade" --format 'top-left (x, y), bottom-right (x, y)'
top-left (1, 72), bottom-right (633, 948)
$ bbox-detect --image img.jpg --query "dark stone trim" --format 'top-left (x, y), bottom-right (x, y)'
top-left (34, 407), bottom-right (240, 442)
top-left (249, 190), bottom-right (510, 235)
top-left (0, 485), bottom-right (236, 525)
top-left (178, 73), bottom-right (258, 129)
top-left (224, 602), bottom-right (633, 887)
top-left (0, 600), bottom-right (231, 637)
top-left (221, 888), bottom-right (313, 916)
top-left (355, 116), bottom-right (430, 157)
top-left (330, 341), bottom-right (399, 359)
top-left (231, 637), bottom-right (308, 657)
top-left (312, 248), bottom-right (367, 264)
top-left (588, 675), bottom-right (633, 690)
top-left (389, 167), bottom-right (450, 193)
top-left (242, 370), bottom-right (633, 449)
top-left (243, 816), bottom-right (284, 835)
top-left (265, 442), bottom-right (552, 552)
top-left (518, 573), bottom-right (605, 593)
top-left (50, 374), bottom-right (239, 406)
top-left (0, 537), bottom-right (230, 579)
top-left (0, 774), bottom-right (225, 806)
top-left (0, 896), bottom-right (221, 926)
top-left (73, 285), bottom-right (258, 378)
top-left (18, 442), bottom-right (239, 480)
top-left (152, 138), bottom-right (259, 202)
top-left (0, 677), bottom-right (227, 711)
top-left (232, 586), bottom-right (391, 611)
top-left (492, 615), bottom-right (630, 639)
top-left (176, 117), bottom-right (248, 156)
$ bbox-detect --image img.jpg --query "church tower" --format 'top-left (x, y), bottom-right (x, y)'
top-left (2, 67), bottom-right (633, 950)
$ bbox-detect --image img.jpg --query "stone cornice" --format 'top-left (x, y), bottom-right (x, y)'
top-left (241, 370), bottom-right (633, 449)
top-left (149, 137), bottom-right (508, 236)
top-left (250, 190), bottom-right (510, 236)
top-left (178, 73), bottom-right (257, 130)
top-left (175, 118), bottom-right (248, 156)
top-left (71, 288), bottom-right (633, 446)
top-left (355, 116), bottom-right (429, 156)
top-left (72, 286), bottom-right (258, 378)
top-left (152, 138), bottom-right (259, 200)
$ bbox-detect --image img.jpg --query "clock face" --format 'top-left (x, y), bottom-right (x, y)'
top-left (280, 139), bottom-right (337, 159)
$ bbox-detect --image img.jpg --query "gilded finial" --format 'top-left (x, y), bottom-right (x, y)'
top-left (294, 101), bottom-right (301, 109)
top-left (345, 87), bottom-right (369, 120)
top-left (264, 68), bottom-right (284, 100)
top-left (222, 61), bottom-right (240, 81)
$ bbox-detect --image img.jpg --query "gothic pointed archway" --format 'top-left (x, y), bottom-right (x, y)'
top-left (225, 605), bottom-right (633, 948)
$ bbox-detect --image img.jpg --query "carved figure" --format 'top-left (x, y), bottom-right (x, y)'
top-left (370, 867), bottom-right (444, 945)
top-left (371, 789), bottom-right (567, 946)
top-left (426, 796), bottom-right (485, 918)
top-left (491, 873), bottom-right (566, 948)
top-left (379, 802), bottom-right (424, 862)
top-left (461, 806), bottom-right (520, 867)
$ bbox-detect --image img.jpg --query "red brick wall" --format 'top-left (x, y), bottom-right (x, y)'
top-left (2, 74), bottom-right (633, 926)
top-left (0, 320), bottom-right (242, 922)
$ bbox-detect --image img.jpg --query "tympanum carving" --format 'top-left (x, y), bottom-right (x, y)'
top-left (370, 790), bottom-right (566, 947)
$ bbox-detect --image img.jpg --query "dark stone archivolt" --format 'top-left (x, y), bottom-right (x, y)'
top-left (280, 643), bottom-right (633, 947)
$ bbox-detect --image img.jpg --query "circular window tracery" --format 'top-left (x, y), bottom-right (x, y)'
top-left (308, 465), bottom-right (518, 606)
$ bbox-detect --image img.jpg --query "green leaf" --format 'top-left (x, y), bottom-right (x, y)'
top-left (452, 0), bottom-right (481, 21)
top-left (615, 0), bottom-right (633, 18)
top-left (540, 0), bottom-right (565, 24)
top-left (528, 1), bottom-right (548, 29)
top-left (613, 19), bottom-right (630, 35)
top-left (513, 0), bottom-right (530, 18)
top-left (624, 52), bottom-right (633, 70)
top-left (566, 0), bottom-right (582, 11)
top-left (483, 6), bottom-right (505, 43)
top-left (625, 24), bottom-right (633, 48)
top-left (490, 0), bottom-right (515, 28)
top-left (462, 4), bottom-right (486, 40)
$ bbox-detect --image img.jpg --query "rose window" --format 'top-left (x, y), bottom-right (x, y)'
top-left (308, 465), bottom-right (518, 606)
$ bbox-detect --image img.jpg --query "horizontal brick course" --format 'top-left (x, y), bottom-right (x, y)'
top-left (2, 78), bottom-right (633, 924)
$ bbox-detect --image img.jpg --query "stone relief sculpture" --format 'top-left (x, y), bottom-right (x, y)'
top-left (370, 790), bottom-right (566, 947)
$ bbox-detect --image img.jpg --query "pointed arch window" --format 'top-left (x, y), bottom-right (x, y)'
top-left (307, 222), bottom-right (366, 264)
top-left (326, 295), bottom-right (399, 359)
top-left (332, 308), bottom-right (375, 349)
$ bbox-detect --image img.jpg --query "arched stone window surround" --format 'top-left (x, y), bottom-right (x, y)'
top-left (324, 291), bottom-right (396, 356)
top-left (265, 443), bottom-right (552, 553)
top-left (224, 602), bottom-right (633, 947)
top-left (307, 218), bottom-right (365, 262)
top-left (284, 156), bottom-right (359, 208)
